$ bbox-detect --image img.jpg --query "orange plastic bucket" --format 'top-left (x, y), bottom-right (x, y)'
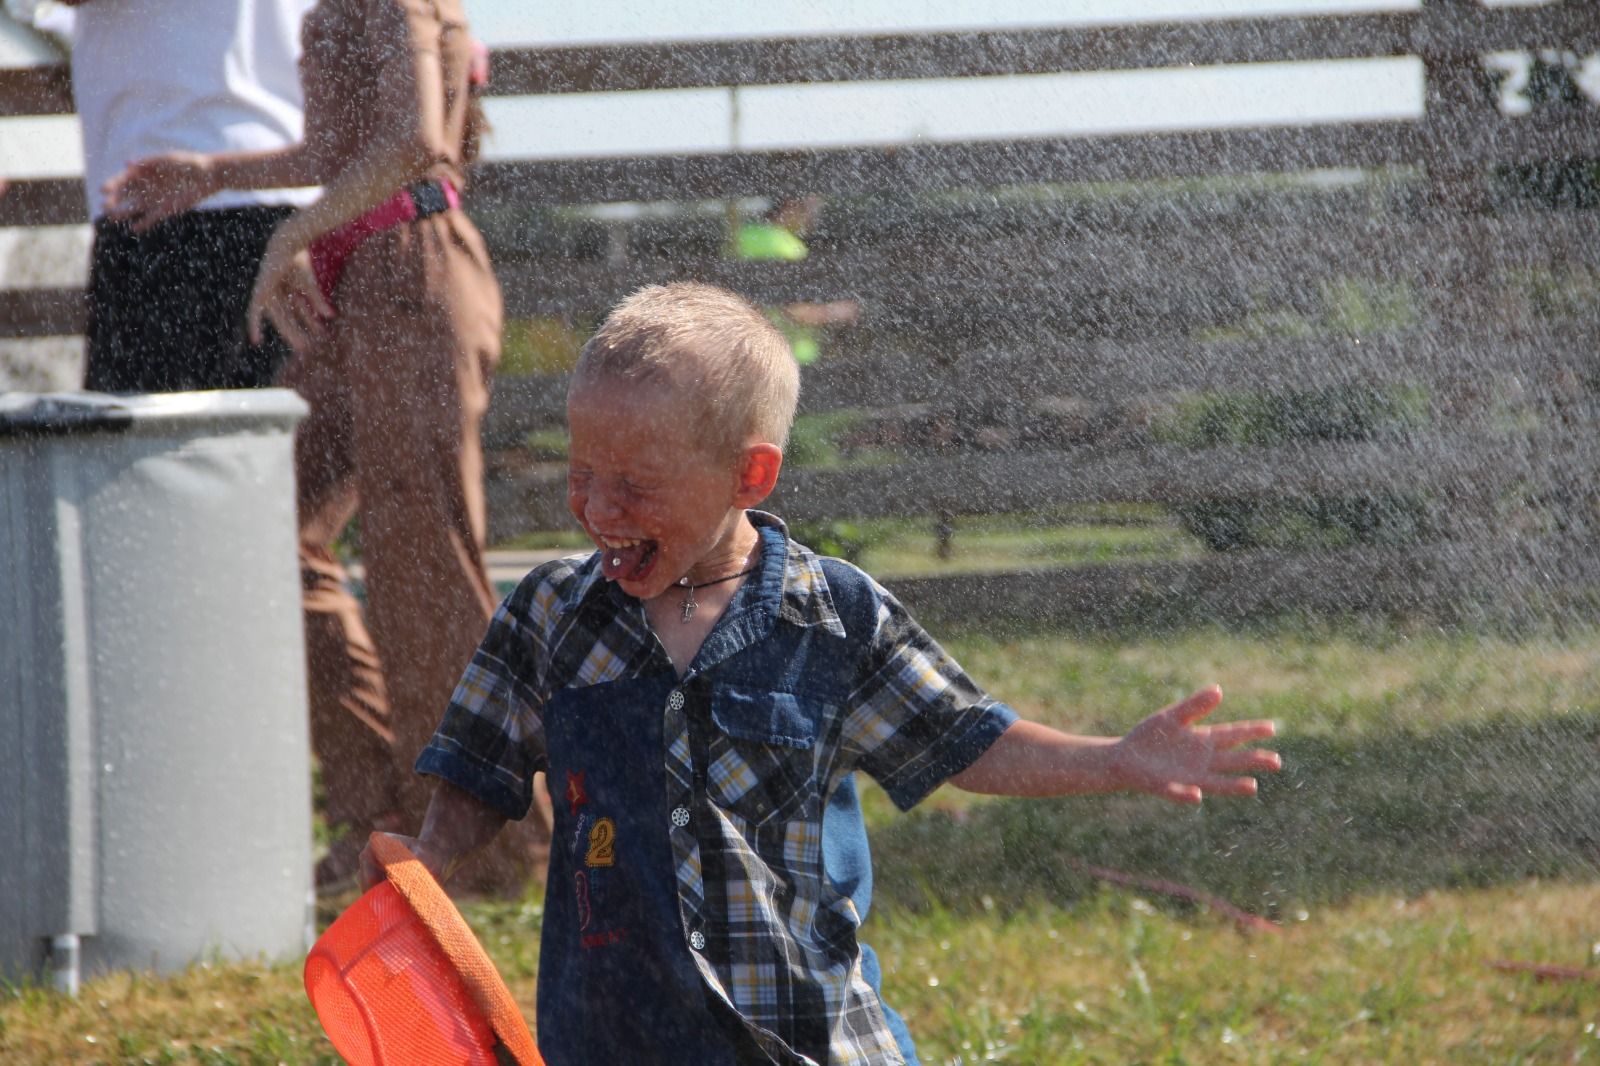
top-left (304, 833), bottom-right (543, 1065)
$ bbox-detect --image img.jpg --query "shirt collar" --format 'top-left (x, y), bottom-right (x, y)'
top-left (746, 510), bottom-right (847, 639)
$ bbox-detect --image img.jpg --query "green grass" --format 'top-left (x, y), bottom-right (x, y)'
top-left (774, 505), bottom-right (1203, 580)
top-left (4, 619), bottom-right (1598, 1063)
top-left (936, 618), bottom-right (1600, 737)
top-left (867, 620), bottom-right (1600, 914)
top-left (494, 505), bottom-right (1202, 577)
top-left (875, 881), bottom-right (1600, 1064)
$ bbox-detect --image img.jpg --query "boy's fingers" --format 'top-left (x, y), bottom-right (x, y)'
top-left (1201, 775), bottom-right (1260, 797)
top-left (357, 844), bottom-right (383, 890)
top-left (1205, 719), bottom-right (1278, 748)
top-left (1161, 782), bottom-right (1204, 805)
top-left (1211, 748), bottom-right (1282, 774)
top-left (1168, 684), bottom-right (1223, 726)
top-left (1161, 774), bottom-right (1264, 804)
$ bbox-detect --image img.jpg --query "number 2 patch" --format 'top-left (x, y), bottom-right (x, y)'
top-left (585, 817), bottom-right (617, 868)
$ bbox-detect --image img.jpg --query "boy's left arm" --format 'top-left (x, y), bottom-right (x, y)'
top-left (948, 685), bottom-right (1279, 804)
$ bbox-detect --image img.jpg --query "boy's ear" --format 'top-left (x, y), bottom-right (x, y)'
top-left (733, 443), bottom-right (783, 507)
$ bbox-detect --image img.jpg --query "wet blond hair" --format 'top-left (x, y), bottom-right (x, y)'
top-left (572, 283), bottom-right (800, 459)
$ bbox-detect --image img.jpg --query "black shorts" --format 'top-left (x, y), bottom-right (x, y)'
top-left (84, 205), bottom-right (295, 393)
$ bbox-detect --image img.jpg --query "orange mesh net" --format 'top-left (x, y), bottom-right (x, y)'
top-left (305, 833), bottom-right (543, 1066)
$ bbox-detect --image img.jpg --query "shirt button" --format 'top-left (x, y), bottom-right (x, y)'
top-left (689, 930), bottom-right (706, 951)
top-left (667, 689), bottom-right (685, 711)
top-left (670, 806), bottom-right (691, 828)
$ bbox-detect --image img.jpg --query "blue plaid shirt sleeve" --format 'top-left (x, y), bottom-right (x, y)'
top-left (414, 569), bottom-right (559, 821)
top-left (840, 581), bottom-right (1019, 811)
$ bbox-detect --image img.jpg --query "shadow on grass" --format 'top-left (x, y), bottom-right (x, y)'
top-left (870, 712), bottom-right (1600, 920)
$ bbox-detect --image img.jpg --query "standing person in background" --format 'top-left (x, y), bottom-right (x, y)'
top-left (67, 0), bottom-right (316, 393)
top-left (103, 0), bottom-right (552, 893)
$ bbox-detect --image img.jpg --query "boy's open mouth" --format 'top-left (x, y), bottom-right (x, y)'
top-left (599, 539), bottom-right (659, 582)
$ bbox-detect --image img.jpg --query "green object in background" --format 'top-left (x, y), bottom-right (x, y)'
top-left (736, 222), bottom-right (809, 262)
top-left (764, 309), bottom-right (820, 366)
top-left (737, 221), bottom-right (820, 364)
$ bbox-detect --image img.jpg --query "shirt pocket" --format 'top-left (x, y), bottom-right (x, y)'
top-left (705, 687), bottom-right (826, 828)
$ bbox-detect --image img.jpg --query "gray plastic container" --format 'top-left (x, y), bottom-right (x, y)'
top-left (0, 390), bottom-right (313, 988)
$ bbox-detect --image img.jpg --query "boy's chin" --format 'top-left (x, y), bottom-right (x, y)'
top-left (617, 574), bottom-right (681, 606)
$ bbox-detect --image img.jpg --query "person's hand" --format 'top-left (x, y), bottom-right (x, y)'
top-left (101, 152), bottom-right (218, 232)
top-left (247, 226), bottom-right (335, 352)
top-left (1110, 685), bottom-right (1280, 804)
top-left (357, 831), bottom-right (454, 890)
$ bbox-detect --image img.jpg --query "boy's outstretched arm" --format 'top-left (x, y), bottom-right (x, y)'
top-left (948, 685), bottom-right (1279, 804)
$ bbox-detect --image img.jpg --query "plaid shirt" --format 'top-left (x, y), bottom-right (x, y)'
top-left (418, 512), bottom-right (1017, 1065)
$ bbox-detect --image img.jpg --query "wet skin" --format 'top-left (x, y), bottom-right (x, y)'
top-left (565, 375), bottom-right (783, 667)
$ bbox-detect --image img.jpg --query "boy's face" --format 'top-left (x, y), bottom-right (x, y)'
top-left (566, 376), bottom-right (753, 602)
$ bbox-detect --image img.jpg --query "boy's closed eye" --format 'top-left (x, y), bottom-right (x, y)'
top-left (569, 471), bottom-right (664, 508)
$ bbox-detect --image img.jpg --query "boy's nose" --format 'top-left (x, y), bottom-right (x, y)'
top-left (583, 487), bottom-right (624, 525)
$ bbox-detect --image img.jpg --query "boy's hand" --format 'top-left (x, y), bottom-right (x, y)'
top-left (357, 832), bottom-right (453, 890)
top-left (1111, 685), bottom-right (1280, 804)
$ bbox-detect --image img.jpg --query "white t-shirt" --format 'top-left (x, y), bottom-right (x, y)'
top-left (71, 0), bottom-right (319, 219)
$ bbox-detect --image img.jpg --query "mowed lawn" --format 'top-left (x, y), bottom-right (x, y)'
top-left (3, 620), bottom-right (1597, 1064)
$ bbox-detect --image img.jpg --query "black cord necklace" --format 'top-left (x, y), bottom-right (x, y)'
top-left (676, 564), bottom-right (758, 622)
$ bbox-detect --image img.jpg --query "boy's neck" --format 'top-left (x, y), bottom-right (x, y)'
top-left (643, 515), bottom-right (762, 676)
top-left (677, 512), bottom-right (761, 587)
